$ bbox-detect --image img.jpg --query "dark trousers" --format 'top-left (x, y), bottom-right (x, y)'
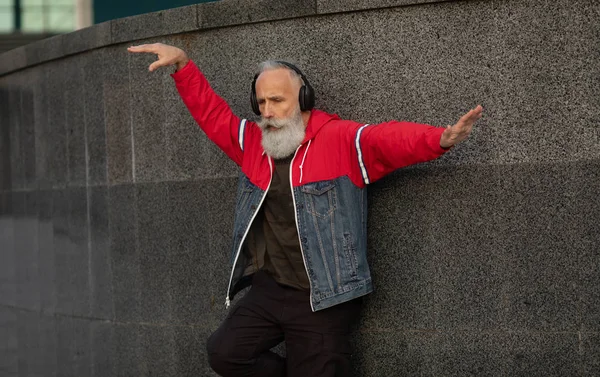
top-left (207, 271), bottom-right (362, 377)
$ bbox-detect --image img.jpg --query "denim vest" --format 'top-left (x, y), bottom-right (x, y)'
top-left (225, 168), bottom-right (373, 312)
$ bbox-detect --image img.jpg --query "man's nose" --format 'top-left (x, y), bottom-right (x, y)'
top-left (262, 102), bottom-right (273, 118)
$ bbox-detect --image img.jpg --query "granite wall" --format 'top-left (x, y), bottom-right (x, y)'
top-left (1, 0), bottom-right (599, 375)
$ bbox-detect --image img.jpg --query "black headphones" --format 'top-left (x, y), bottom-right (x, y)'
top-left (250, 61), bottom-right (315, 116)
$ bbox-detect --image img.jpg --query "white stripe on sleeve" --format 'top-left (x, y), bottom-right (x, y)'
top-left (355, 124), bottom-right (371, 185)
top-left (238, 119), bottom-right (247, 151)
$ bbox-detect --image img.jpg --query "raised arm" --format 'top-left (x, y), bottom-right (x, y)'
top-left (354, 106), bottom-right (483, 184)
top-left (128, 43), bottom-right (245, 166)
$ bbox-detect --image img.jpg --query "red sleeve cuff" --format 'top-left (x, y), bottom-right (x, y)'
top-left (170, 59), bottom-right (195, 81)
top-left (428, 127), bottom-right (452, 155)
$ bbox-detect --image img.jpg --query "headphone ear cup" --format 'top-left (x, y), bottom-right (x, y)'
top-left (251, 78), bottom-right (261, 115)
top-left (303, 83), bottom-right (315, 111)
top-left (298, 86), bottom-right (307, 112)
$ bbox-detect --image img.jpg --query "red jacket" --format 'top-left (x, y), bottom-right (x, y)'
top-left (172, 60), bottom-right (449, 190)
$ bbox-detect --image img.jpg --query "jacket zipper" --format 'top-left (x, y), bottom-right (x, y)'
top-left (225, 157), bottom-right (273, 308)
top-left (290, 145), bottom-right (316, 312)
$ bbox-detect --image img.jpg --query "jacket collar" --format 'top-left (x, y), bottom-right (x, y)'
top-left (302, 109), bottom-right (340, 144)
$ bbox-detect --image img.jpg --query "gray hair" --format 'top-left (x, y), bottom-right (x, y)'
top-left (257, 60), bottom-right (303, 85)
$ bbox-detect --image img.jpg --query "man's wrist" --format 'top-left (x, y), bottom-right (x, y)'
top-left (175, 57), bottom-right (190, 71)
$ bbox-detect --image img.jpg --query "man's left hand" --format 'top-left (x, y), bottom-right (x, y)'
top-left (440, 105), bottom-right (483, 149)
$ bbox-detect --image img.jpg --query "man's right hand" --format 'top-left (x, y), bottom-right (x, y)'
top-left (127, 43), bottom-right (190, 72)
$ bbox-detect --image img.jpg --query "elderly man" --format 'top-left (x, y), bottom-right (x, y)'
top-left (128, 43), bottom-right (483, 377)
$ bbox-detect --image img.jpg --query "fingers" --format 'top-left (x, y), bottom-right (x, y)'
top-left (127, 44), bottom-right (157, 54)
top-left (148, 58), bottom-right (169, 72)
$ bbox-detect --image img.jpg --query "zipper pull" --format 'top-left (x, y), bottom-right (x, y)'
top-left (225, 297), bottom-right (231, 309)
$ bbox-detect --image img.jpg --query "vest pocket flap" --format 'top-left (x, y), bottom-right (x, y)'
top-left (300, 180), bottom-right (336, 196)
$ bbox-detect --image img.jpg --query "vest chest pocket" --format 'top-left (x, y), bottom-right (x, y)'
top-left (300, 180), bottom-right (337, 218)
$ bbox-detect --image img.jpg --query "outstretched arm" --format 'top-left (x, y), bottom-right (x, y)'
top-left (354, 105), bottom-right (484, 184)
top-left (127, 43), bottom-right (246, 166)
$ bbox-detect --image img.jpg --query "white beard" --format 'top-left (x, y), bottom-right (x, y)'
top-left (257, 108), bottom-right (305, 159)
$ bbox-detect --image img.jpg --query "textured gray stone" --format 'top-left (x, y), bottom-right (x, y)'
top-left (56, 316), bottom-right (92, 377)
top-left (37, 314), bottom-right (58, 377)
top-left (8, 84), bottom-right (23, 190)
top-left (208, 177), bottom-right (238, 316)
top-left (14, 191), bottom-right (40, 312)
top-left (136, 183), bottom-right (173, 323)
top-left (198, 0), bottom-right (316, 29)
top-left (103, 47), bottom-right (133, 185)
top-left (32, 67), bottom-right (50, 190)
top-left (0, 307), bottom-right (18, 376)
top-left (46, 62), bottom-right (68, 189)
top-left (20, 82), bottom-right (37, 190)
top-left (316, 0), bottom-right (448, 14)
top-left (111, 5), bottom-right (198, 44)
top-left (51, 188), bottom-right (90, 316)
top-left (67, 187), bottom-right (91, 317)
top-left (352, 330), bottom-right (435, 376)
top-left (140, 325), bottom-right (177, 377)
top-left (52, 189), bottom-right (71, 315)
top-left (167, 181), bottom-right (214, 325)
top-left (89, 186), bottom-right (114, 320)
top-left (174, 327), bottom-right (214, 377)
top-left (109, 185), bottom-right (141, 322)
top-left (53, 187), bottom-right (90, 317)
top-left (62, 21), bottom-right (112, 56)
top-left (0, 45), bottom-right (26, 77)
top-left (129, 48), bottom-right (168, 183)
top-left (82, 50), bottom-right (108, 186)
top-left (25, 34), bottom-right (64, 67)
top-left (113, 324), bottom-right (143, 377)
top-left (37, 189), bottom-right (56, 313)
top-left (0, 192), bottom-right (16, 307)
top-left (582, 333), bottom-right (600, 376)
top-left (65, 56), bottom-right (88, 187)
top-left (91, 321), bottom-right (115, 377)
top-left (432, 331), bottom-right (579, 376)
top-left (361, 173), bottom-right (436, 331)
top-left (16, 310), bottom-right (41, 377)
top-left (0, 86), bottom-right (11, 192)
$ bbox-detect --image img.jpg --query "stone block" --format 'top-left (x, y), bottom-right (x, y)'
top-left (0, 307), bottom-right (18, 376)
top-left (14, 191), bottom-right (40, 312)
top-left (129, 47), bottom-right (168, 182)
top-left (431, 331), bottom-right (579, 376)
top-left (352, 330), bottom-right (435, 376)
top-left (113, 324), bottom-right (143, 377)
top-left (174, 326), bottom-right (214, 377)
top-left (103, 47), bottom-right (133, 185)
top-left (46, 62), bottom-right (68, 188)
top-left (582, 333), bottom-right (600, 376)
top-left (91, 321), bottom-right (115, 377)
top-left (8, 85), bottom-right (23, 190)
top-left (56, 316), bottom-right (92, 377)
top-left (20, 80), bottom-right (37, 190)
top-left (64, 56), bottom-right (88, 187)
top-left (140, 325), bottom-right (177, 377)
top-left (62, 21), bottom-right (112, 56)
top-left (68, 187), bottom-right (91, 317)
top-left (0, 45), bottom-right (26, 76)
top-left (0, 87), bottom-right (11, 192)
top-left (32, 67), bottom-right (50, 190)
top-left (111, 5), bottom-right (198, 44)
top-left (37, 189), bottom-right (56, 313)
top-left (89, 186), bottom-right (114, 320)
top-left (316, 0), bottom-right (448, 14)
top-left (0, 192), bottom-right (16, 307)
top-left (82, 50), bottom-right (108, 186)
top-left (25, 34), bottom-right (64, 66)
top-left (198, 0), bottom-right (316, 29)
top-left (108, 184), bottom-right (141, 322)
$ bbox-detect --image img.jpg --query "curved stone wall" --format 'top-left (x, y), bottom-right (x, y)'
top-left (1, 0), bottom-right (599, 375)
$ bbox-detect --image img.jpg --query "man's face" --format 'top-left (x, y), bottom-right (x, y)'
top-left (255, 68), bottom-right (306, 159)
top-left (255, 68), bottom-right (302, 125)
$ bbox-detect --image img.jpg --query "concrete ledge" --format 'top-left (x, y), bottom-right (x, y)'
top-left (0, 0), bottom-right (466, 77)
